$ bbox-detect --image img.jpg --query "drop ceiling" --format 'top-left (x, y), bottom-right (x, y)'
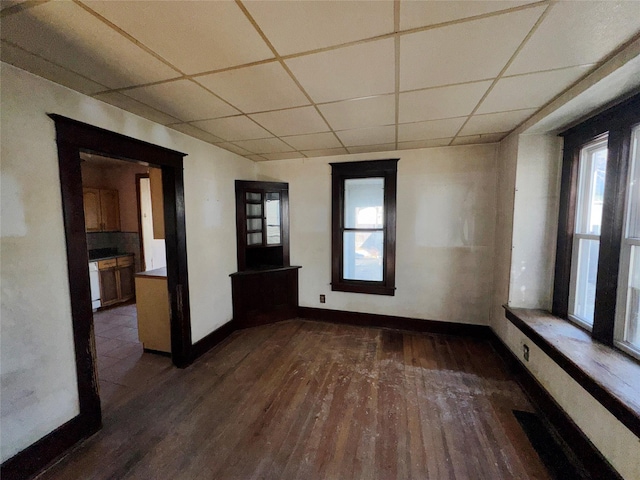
top-left (1, 0), bottom-right (639, 161)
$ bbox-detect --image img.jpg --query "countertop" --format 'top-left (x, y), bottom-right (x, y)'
top-left (89, 253), bottom-right (134, 262)
top-left (135, 267), bottom-right (167, 279)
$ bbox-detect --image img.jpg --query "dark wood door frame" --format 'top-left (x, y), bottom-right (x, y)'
top-left (1, 115), bottom-right (194, 480)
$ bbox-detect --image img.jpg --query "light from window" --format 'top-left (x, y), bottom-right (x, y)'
top-left (616, 124), bottom-right (640, 355)
top-left (569, 138), bottom-right (608, 327)
top-left (343, 178), bottom-right (384, 281)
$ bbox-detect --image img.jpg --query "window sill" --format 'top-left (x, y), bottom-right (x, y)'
top-left (504, 306), bottom-right (640, 438)
top-left (331, 282), bottom-right (395, 296)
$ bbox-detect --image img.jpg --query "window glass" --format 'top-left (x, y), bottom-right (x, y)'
top-left (265, 192), bottom-right (281, 245)
top-left (344, 178), bottom-right (384, 229)
top-left (569, 138), bottom-right (608, 327)
top-left (343, 231), bottom-right (384, 281)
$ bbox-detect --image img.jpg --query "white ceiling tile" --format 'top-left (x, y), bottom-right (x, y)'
top-left (196, 62), bottom-right (308, 113)
top-left (85, 1), bottom-right (273, 74)
top-left (232, 138), bottom-right (294, 155)
top-left (281, 132), bottom-right (342, 151)
top-left (302, 147), bottom-right (349, 158)
top-left (286, 38), bottom-right (396, 103)
top-left (318, 95), bottom-right (395, 131)
top-left (167, 123), bottom-right (224, 144)
top-left (0, 1), bottom-right (179, 88)
top-left (507, 1), bottom-right (640, 76)
top-left (261, 152), bottom-right (304, 161)
top-left (398, 117), bottom-right (466, 142)
top-left (459, 109), bottom-right (537, 136)
top-left (244, 0), bottom-right (394, 56)
top-left (400, 6), bottom-right (545, 90)
top-left (400, 1), bottom-right (538, 30)
top-left (348, 143), bottom-right (397, 154)
top-left (123, 79), bottom-right (239, 122)
top-left (1, 40), bottom-right (107, 95)
top-left (399, 81), bottom-right (491, 123)
top-left (191, 116), bottom-right (271, 141)
top-left (336, 125), bottom-right (396, 147)
top-left (477, 65), bottom-right (593, 114)
top-left (213, 142), bottom-right (253, 157)
top-left (398, 138), bottom-right (452, 150)
top-left (94, 92), bottom-right (180, 125)
top-left (247, 154), bottom-right (267, 162)
top-left (250, 106), bottom-right (328, 137)
top-left (451, 132), bottom-right (507, 145)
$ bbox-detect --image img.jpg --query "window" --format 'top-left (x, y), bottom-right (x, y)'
top-left (554, 93), bottom-right (640, 360)
top-left (331, 159), bottom-right (398, 295)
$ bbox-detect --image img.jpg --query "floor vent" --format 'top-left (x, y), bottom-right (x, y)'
top-left (513, 410), bottom-right (585, 480)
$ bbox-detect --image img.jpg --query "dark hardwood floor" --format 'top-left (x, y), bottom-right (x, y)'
top-left (38, 320), bottom-right (551, 479)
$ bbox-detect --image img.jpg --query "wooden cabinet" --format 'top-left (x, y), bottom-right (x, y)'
top-left (98, 255), bottom-right (135, 307)
top-left (135, 268), bottom-right (170, 353)
top-left (235, 180), bottom-right (289, 271)
top-left (232, 180), bottom-right (300, 327)
top-left (83, 187), bottom-right (120, 232)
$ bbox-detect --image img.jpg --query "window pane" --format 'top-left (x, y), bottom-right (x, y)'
top-left (246, 192), bottom-right (261, 202)
top-left (344, 178), bottom-right (384, 229)
top-left (265, 192), bottom-right (281, 245)
top-left (247, 218), bottom-right (262, 231)
top-left (576, 140), bottom-right (607, 235)
top-left (626, 126), bottom-right (640, 239)
top-left (571, 238), bottom-right (600, 325)
top-left (624, 245), bottom-right (640, 348)
top-left (246, 203), bottom-right (262, 217)
top-left (343, 231), bottom-right (383, 281)
top-left (247, 232), bottom-right (262, 245)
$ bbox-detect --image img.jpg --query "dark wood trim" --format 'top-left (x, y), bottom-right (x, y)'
top-left (504, 307), bottom-right (640, 438)
top-left (13, 114), bottom-right (191, 480)
top-left (592, 127), bottom-right (631, 343)
top-left (0, 413), bottom-right (99, 480)
top-left (330, 159), bottom-right (398, 296)
top-left (298, 306), bottom-right (493, 338)
top-left (489, 333), bottom-right (623, 480)
top-left (190, 319), bottom-right (239, 360)
top-left (135, 173), bottom-right (149, 272)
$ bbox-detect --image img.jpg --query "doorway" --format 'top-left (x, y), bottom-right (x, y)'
top-left (50, 114), bottom-right (193, 439)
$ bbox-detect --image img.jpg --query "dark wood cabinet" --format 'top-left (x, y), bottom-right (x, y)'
top-left (232, 180), bottom-right (299, 327)
top-left (98, 255), bottom-right (135, 307)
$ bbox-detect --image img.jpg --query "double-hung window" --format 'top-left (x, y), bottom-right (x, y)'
top-left (554, 93), bottom-right (640, 360)
top-left (331, 159), bottom-right (398, 296)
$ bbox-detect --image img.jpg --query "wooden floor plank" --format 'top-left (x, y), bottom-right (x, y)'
top-left (38, 320), bottom-right (552, 480)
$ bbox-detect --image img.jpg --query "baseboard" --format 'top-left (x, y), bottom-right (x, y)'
top-left (489, 333), bottom-right (622, 480)
top-left (0, 412), bottom-right (100, 480)
top-left (298, 306), bottom-right (493, 338)
top-left (190, 319), bottom-right (239, 361)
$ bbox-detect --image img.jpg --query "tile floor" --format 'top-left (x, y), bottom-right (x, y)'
top-left (93, 303), bottom-right (172, 409)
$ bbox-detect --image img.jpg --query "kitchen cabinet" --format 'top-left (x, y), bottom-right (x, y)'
top-left (83, 187), bottom-right (120, 232)
top-left (98, 255), bottom-right (135, 307)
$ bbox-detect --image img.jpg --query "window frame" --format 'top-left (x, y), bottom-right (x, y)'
top-left (331, 159), bottom-right (398, 296)
top-left (554, 93), bottom-right (640, 356)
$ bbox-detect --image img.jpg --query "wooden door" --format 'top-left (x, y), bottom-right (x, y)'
top-left (83, 188), bottom-right (101, 232)
top-left (99, 268), bottom-right (119, 306)
top-left (100, 189), bottom-right (120, 232)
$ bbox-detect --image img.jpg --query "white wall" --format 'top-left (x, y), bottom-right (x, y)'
top-left (258, 144), bottom-right (498, 325)
top-left (0, 63), bottom-right (256, 461)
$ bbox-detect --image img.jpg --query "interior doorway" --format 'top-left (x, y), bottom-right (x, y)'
top-left (50, 114), bottom-right (193, 441)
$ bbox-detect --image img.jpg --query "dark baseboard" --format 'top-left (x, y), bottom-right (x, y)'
top-left (0, 412), bottom-right (100, 480)
top-left (298, 306), bottom-right (493, 338)
top-left (190, 319), bottom-right (239, 361)
top-left (489, 334), bottom-right (622, 480)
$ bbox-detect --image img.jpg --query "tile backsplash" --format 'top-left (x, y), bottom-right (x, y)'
top-left (87, 232), bottom-right (142, 272)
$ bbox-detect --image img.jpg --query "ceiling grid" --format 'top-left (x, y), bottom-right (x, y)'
top-left (2, 0), bottom-right (639, 160)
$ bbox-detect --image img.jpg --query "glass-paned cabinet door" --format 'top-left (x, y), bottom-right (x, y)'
top-left (265, 192), bottom-right (281, 245)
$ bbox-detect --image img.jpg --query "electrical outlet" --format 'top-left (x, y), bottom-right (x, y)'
top-left (523, 344), bottom-right (530, 362)
top-left (319, 294), bottom-right (326, 303)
